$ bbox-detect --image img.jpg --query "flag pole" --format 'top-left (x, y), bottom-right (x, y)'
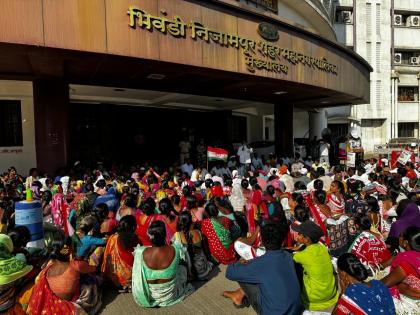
top-left (206, 145), bottom-right (208, 173)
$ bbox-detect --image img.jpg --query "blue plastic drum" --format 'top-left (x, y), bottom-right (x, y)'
top-left (15, 200), bottom-right (45, 248)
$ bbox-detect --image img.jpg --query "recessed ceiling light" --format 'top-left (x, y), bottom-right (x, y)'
top-left (147, 73), bottom-right (166, 80)
top-left (114, 88), bottom-right (125, 92)
top-left (274, 91), bottom-right (287, 95)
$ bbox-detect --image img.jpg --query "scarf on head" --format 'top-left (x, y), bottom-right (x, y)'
top-left (0, 234), bottom-right (32, 285)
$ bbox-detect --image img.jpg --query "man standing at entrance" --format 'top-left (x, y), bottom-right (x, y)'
top-left (179, 137), bottom-right (191, 164)
top-left (319, 139), bottom-right (330, 168)
top-left (237, 141), bottom-right (252, 176)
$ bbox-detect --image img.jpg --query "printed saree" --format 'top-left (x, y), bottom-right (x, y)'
top-left (348, 231), bottom-right (391, 268)
top-left (101, 234), bottom-right (133, 288)
top-left (27, 267), bottom-right (85, 315)
top-left (336, 280), bottom-right (395, 315)
top-left (200, 218), bottom-right (236, 265)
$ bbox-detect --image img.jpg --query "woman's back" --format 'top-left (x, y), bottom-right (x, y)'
top-left (142, 246), bottom-right (178, 282)
top-left (177, 230), bottom-right (202, 246)
top-left (47, 260), bottom-right (96, 300)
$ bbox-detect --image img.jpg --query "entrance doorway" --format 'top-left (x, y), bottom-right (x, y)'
top-left (69, 103), bottom-right (243, 167)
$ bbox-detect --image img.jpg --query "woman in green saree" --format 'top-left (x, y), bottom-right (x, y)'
top-left (132, 220), bottom-right (194, 308)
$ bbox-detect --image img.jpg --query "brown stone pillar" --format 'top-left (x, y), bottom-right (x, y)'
top-left (274, 103), bottom-right (294, 157)
top-left (33, 79), bottom-right (69, 175)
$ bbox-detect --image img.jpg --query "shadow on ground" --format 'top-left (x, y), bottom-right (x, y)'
top-left (100, 264), bottom-right (256, 315)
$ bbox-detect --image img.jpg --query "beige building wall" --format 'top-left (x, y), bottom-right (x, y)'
top-left (0, 80), bottom-right (36, 175)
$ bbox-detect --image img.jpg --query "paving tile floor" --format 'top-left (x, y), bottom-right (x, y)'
top-left (100, 264), bottom-right (256, 315)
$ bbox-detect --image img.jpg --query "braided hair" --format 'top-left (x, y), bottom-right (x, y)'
top-left (177, 211), bottom-right (197, 279)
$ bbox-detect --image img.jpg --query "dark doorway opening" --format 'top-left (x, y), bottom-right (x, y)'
top-left (69, 103), bottom-right (239, 167)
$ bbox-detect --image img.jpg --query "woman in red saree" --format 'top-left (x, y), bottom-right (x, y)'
top-left (247, 184), bottom-right (268, 233)
top-left (304, 193), bottom-right (330, 246)
top-left (135, 197), bottom-right (159, 246)
top-left (101, 215), bottom-right (139, 290)
top-left (348, 214), bottom-right (392, 269)
top-left (200, 203), bottom-right (237, 265)
top-left (27, 252), bottom-right (96, 315)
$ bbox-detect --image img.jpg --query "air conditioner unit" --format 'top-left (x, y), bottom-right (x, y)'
top-left (394, 14), bottom-right (403, 26)
top-left (394, 53), bottom-right (402, 64)
top-left (341, 11), bottom-right (353, 24)
top-left (410, 56), bottom-right (420, 65)
top-left (407, 15), bottom-right (420, 27)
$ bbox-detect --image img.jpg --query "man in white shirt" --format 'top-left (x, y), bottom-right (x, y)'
top-left (211, 164), bottom-right (225, 178)
top-left (319, 140), bottom-right (330, 167)
top-left (237, 141), bottom-right (252, 176)
top-left (179, 138), bottom-right (191, 164)
top-left (232, 169), bottom-right (242, 187)
top-left (306, 169), bottom-right (320, 192)
top-left (351, 166), bottom-right (370, 185)
top-left (190, 167), bottom-right (202, 183)
top-left (181, 158), bottom-right (194, 177)
top-left (317, 167), bottom-right (332, 191)
top-left (291, 154), bottom-right (304, 174)
top-left (364, 159), bottom-right (376, 175)
top-left (221, 165), bottom-right (232, 177)
top-left (227, 156), bottom-right (238, 169)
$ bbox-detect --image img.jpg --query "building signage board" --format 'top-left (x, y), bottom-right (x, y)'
top-left (127, 6), bottom-right (339, 77)
top-left (237, 0), bottom-right (278, 13)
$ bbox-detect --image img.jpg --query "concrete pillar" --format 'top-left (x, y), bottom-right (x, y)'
top-left (418, 73), bottom-right (420, 138)
top-left (248, 115), bottom-right (264, 142)
top-left (309, 108), bottom-right (327, 140)
top-left (391, 71), bottom-right (399, 139)
top-left (274, 103), bottom-right (294, 157)
top-left (394, 77), bottom-right (399, 138)
top-left (33, 79), bottom-right (69, 174)
top-left (390, 77), bottom-right (395, 138)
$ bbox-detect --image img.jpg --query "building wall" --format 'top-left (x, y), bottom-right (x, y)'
top-left (393, 0), bottom-right (420, 139)
top-left (0, 80), bottom-right (36, 175)
top-left (234, 0), bottom-right (336, 40)
top-left (330, 0), bottom-right (420, 153)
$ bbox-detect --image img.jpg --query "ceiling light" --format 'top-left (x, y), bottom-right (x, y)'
top-left (147, 74), bottom-right (166, 80)
top-left (274, 91), bottom-right (287, 95)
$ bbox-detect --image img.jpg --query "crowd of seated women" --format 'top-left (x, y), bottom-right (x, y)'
top-left (0, 157), bottom-right (419, 315)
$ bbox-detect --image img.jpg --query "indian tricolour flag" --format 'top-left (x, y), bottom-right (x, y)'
top-left (207, 146), bottom-right (228, 162)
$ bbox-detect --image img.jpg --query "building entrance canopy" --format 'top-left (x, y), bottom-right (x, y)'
top-left (0, 0), bottom-right (371, 108)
